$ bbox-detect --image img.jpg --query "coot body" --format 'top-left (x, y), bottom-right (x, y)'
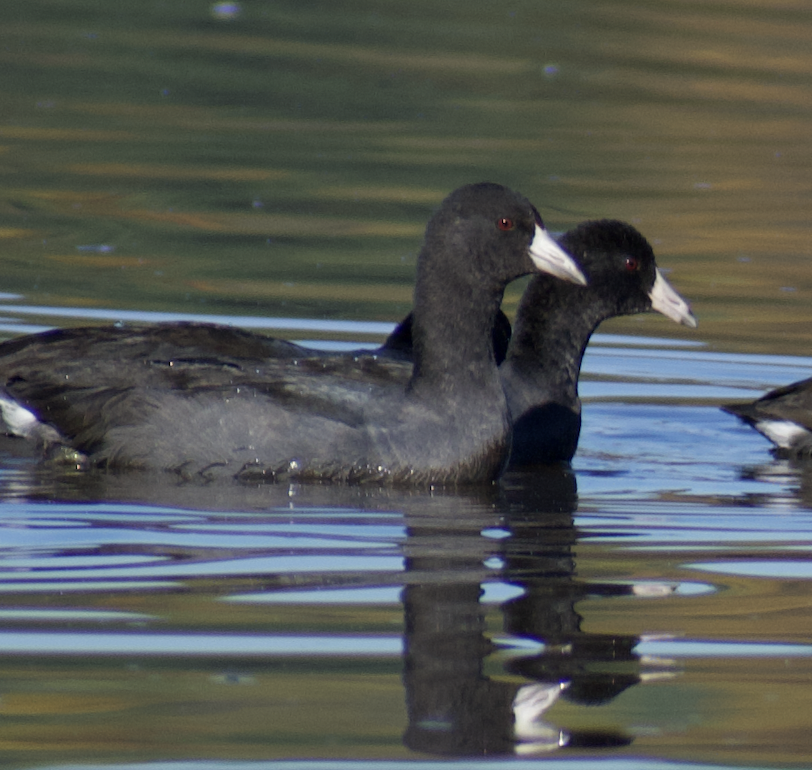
top-left (723, 378), bottom-right (812, 456)
top-left (0, 183), bottom-right (586, 485)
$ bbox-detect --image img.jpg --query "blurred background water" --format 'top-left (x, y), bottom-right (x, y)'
top-left (2, 2), bottom-right (812, 768)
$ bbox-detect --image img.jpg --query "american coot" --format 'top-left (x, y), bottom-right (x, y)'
top-left (0, 182), bottom-right (586, 485)
top-left (501, 219), bottom-right (696, 465)
top-left (381, 220), bottom-right (697, 465)
top-left (723, 379), bottom-right (812, 456)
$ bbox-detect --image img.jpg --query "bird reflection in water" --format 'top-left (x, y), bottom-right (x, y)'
top-left (0, 452), bottom-right (677, 758)
top-left (401, 466), bottom-right (675, 756)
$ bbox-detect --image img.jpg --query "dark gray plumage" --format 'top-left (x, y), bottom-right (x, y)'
top-left (384, 220), bottom-right (697, 466)
top-left (723, 378), bottom-right (812, 456)
top-left (0, 182), bottom-right (585, 485)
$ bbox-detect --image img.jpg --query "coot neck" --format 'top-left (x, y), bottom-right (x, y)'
top-left (407, 258), bottom-right (504, 399)
top-left (504, 280), bottom-right (610, 399)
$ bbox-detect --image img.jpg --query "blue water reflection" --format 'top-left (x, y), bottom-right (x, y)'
top-left (0, 326), bottom-right (811, 765)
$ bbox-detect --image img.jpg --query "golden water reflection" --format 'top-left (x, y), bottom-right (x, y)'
top-left (2, 3), bottom-right (812, 767)
top-left (0, 1), bottom-right (811, 355)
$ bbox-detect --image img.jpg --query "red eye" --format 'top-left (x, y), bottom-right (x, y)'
top-left (624, 255), bottom-right (639, 272)
top-left (497, 218), bottom-right (514, 231)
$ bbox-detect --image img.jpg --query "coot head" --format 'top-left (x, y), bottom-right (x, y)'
top-left (559, 220), bottom-right (695, 326)
top-left (503, 219), bottom-right (696, 466)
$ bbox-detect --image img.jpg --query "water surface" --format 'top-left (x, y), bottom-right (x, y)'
top-left (2, 2), bottom-right (812, 769)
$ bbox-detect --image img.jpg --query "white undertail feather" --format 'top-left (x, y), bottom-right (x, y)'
top-left (0, 393), bottom-right (41, 438)
top-left (0, 392), bottom-right (62, 446)
top-left (754, 419), bottom-right (811, 449)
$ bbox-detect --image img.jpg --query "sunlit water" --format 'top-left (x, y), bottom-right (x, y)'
top-left (4, 0), bottom-right (812, 768)
top-left (0, 310), bottom-right (811, 769)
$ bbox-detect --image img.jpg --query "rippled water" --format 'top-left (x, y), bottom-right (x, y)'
top-left (0, 319), bottom-right (811, 769)
top-left (4, 1), bottom-right (812, 768)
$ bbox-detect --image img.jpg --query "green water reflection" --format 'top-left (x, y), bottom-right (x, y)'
top-left (3, 1), bottom-right (812, 352)
top-left (2, 2), bottom-right (812, 768)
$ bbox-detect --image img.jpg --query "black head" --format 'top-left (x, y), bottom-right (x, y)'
top-left (561, 219), bottom-right (659, 317)
top-left (419, 183), bottom-right (586, 290)
top-left (523, 219), bottom-right (696, 327)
